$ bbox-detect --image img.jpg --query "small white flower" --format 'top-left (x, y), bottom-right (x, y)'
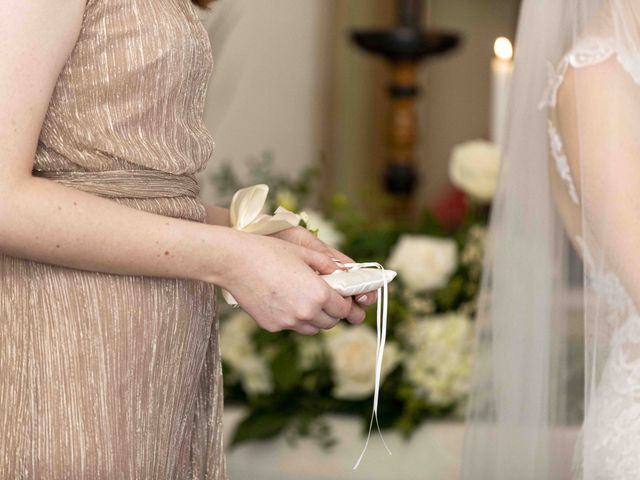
top-left (461, 227), bottom-right (486, 265)
top-left (387, 235), bottom-right (458, 291)
top-left (449, 140), bottom-right (501, 202)
top-left (297, 336), bottom-right (326, 371)
top-left (239, 356), bottom-right (274, 396)
top-left (408, 296), bottom-right (436, 316)
top-left (303, 210), bottom-right (344, 249)
top-left (219, 311), bottom-right (257, 369)
top-left (325, 324), bottom-right (401, 400)
top-left (403, 313), bottom-right (474, 406)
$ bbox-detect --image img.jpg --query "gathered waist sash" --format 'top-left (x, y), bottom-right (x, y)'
top-left (32, 169), bottom-right (201, 199)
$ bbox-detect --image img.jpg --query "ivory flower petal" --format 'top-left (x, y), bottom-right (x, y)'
top-left (230, 184), bottom-right (269, 229)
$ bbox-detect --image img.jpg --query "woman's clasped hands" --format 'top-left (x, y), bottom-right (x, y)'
top-left (218, 225), bottom-right (377, 335)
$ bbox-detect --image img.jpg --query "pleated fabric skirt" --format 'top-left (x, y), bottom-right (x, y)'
top-left (0, 170), bottom-right (227, 479)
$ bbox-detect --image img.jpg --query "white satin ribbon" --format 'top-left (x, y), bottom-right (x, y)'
top-left (223, 184), bottom-right (302, 306)
top-left (345, 262), bottom-right (393, 469)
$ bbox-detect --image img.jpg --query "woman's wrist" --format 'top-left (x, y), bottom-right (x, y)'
top-left (195, 224), bottom-right (245, 287)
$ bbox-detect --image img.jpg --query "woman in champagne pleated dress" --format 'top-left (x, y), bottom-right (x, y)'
top-left (0, 0), bottom-right (374, 478)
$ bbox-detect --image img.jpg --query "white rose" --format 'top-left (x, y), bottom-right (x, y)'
top-left (403, 313), bottom-right (474, 406)
top-left (325, 324), bottom-right (400, 400)
top-left (449, 140), bottom-right (501, 202)
top-left (387, 235), bottom-right (457, 291)
top-left (303, 210), bottom-right (344, 249)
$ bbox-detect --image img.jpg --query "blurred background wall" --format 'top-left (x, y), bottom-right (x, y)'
top-left (199, 0), bottom-right (335, 202)
top-left (199, 0), bottom-right (520, 210)
top-left (415, 0), bottom-right (519, 204)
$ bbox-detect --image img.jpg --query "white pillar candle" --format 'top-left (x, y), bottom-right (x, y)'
top-left (490, 37), bottom-right (514, 148)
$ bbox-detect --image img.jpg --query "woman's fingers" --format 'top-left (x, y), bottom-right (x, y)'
top-left (303, 248), bottom-right (340, 275)
top-left (299, 298), bottom-right (366, 334)
top-left (295, 323), bottom-right (320, 336)
top-left (309, 311), bottom-right (340, 330)
top-left (273, 226), bottom-right (354, 266)
top-left (321, 287), bottom-right (353, 320)
top-left (345, 302), bottom-right (366, 325)
top-left (328, 247), bottom-right (354, 264)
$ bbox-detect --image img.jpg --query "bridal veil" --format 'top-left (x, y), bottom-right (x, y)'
top-left (461, 1), bottom-right (640, 478)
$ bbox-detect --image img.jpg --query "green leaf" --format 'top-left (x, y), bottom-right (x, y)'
top-left (270, 342), bottom-right (301, 391)
top-left (230, 410), bottom-right (291, 447)
top-left (434, 274), bottom-right (465, 311)
top-left (418, 211), bottom-right (446, 236)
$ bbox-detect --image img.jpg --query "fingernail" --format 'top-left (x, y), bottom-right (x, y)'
top-left (332, 259), bottom-right (348, 270)
top-left (357, 295), bottom-right (368, 303)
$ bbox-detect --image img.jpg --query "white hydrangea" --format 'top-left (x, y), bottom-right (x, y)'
top-left (238, 356), bottom-right (273, 396)
top-left (297, 335), bottom-right (326, 371)
top-left (303, 210), bottom-right (344, 249)
top-left (449, 140), bottom-right (501, 202)
top-left (403, 313), bottom-right (474, 406)
top-left (461, 225), bottom-right (488, 281)
top-left (219, 311), bottom-right (256, 367)
top-left (387, 235), bottom-right (458, 291)
top-left (324, 324), bottom-right (401, 400)
top-left (460, 225), bottom-right (487, 267)
top-left (219, 311), bottom-right (273, 396)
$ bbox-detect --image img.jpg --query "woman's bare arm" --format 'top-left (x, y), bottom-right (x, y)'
top-left (0, 177), bottom-right (242, 285)
top-left (0, 0), bottom-right (236, 285)
top-left (0, 0), bottom-right (364, 334)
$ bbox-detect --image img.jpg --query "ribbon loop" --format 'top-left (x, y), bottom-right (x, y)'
top-left (350, 262), bottom-right (393, 469)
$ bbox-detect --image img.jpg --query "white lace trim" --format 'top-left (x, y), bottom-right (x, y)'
top-left (567, 36), bottom-right (617, 70)
top-left (575, 235), bottom-right (637, 325)
top-left (548, 120), bottom-right (580, 205)
top-left (575, 233), bottom-right (640, 478)
top-left (539, 36), bottom-right (626, 208)
top-left (538, 37), bottom-right (617, 111)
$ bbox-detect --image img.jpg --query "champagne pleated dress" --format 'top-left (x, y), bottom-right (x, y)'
top-left (0, 0), bottom-right (227, 478)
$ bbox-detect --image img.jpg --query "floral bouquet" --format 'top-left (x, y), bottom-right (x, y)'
top-left (209, 141), bottom-right (500, 448)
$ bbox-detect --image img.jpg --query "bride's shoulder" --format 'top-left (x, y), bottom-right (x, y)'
top-left (540, 35), bottom-right (640, 110)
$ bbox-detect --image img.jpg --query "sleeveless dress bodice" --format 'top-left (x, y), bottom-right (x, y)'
top-left (35, 0), bottom-right (215, 176)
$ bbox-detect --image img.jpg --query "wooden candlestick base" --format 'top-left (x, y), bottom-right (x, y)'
top-left (350, 3), bottom-right (460, 217)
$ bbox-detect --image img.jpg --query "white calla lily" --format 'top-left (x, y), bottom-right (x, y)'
top-left (230, 184), bottom-right (270, 230)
